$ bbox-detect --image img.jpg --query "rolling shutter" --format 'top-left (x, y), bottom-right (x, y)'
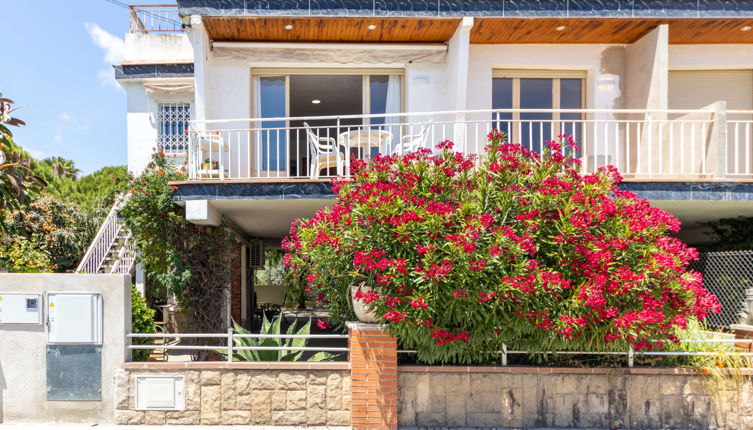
top-left (669, 70), bottom-right (753, 110)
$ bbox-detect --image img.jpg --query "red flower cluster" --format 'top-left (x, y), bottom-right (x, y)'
top-left (283, 132), bottom-right (719, 364)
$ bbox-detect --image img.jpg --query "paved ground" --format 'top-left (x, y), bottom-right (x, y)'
top-left (0, 425), bottom-right (348, 430)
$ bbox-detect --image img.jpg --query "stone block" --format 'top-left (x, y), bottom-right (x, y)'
top-left (271, 389), bottom-right (287, 410)
top-left (236, 371), bottom-right (251, 394)
top-left (444, 373), bottom-right (469, 393)
top-left (144, 410), bottom-right (166, 425)
top-left (552, 375), bottom-right (579, 395)
top-left (327, 410), bottom-right (351, 426)
top-left (398, 389), bottom-right (417, 426)
top-left (342, 375), bottom-right (352, 409)
top-left (308, 372), bottom-right (328, 385)
top-left (166, 410), bottom-right (200, 425)
top-left (428, 374), bottom-right (447, 412)
top-left (184, 377), bottom-right (201, 411)
top-left (660, 377), bottom-right (682, 396)
top-left (445, 391), bottom-right (467, 427)
top-left (287, 390), bottom-right (307, 410)
top-left (272, 410), bottom-right (307, 425)
top-left (307, 406), bottom-right (328, 425)
top-left (235, 392), bottom-right (252, 411)
top-left (468, 390), bottom-right (501, 413)
top-left (417, 411), bottom-right (447, 427)
top-left (200, 385), bottom-right (220, 424)
top-left (582, 375), bottom-right (609, 395)
top-left (114, 369), bottom-right (130, 411)
top-left (467, 412), bottom-right (501, 427)
top-left (587, 393), bottom-right (608, 414)
top-left (220, 372), bottom-right (237, 410)
top-left (326, 373), bottom-right (343, 410)
top-left (114, 410), bottom-right (145, 425)
top-left (278, 371), bottom-right (307, 390)
top-left (308, 384), bottom-right (327, 409)
top-left (251, 372), bottom-right (277, 390)
top-left (221, 410), bottom-right (252, 425)
top-left (251, 390), bottom-right (272, 424)
top-left (200, 371), bottom-right (221, 386)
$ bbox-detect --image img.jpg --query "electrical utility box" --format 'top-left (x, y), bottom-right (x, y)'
top-left (47, 293), bottom-right (102, 344)
top-left (0, 293), bottom-right (43, 325)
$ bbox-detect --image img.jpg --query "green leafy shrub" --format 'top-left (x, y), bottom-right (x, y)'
top-left (284, 134), bottom-right (719, 364)
top-left (222, 315), bottom-right (335, 362)
top-left (131, 286), bottom-right (158, 362)
top-left (120, 151), bottom-right (238, 332)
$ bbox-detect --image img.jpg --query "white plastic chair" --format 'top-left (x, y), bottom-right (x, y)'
top-left (391, 119), bottom-right (434, 155)
top-left (304, 122), bottom-right (345, 178)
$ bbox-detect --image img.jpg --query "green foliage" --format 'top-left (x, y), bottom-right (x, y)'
top-left (221, 315), bottom-right (335, 362)
top-left (704, 216), bottom-right (753, 251)
top-left (131, 286), bottom-right (158, 361)
top-left (0, 95), bottom-right (46, 226)
top-left (0, 194), bottom-right (98, 272)
top-left (120, 151), bottom-right (238, 332)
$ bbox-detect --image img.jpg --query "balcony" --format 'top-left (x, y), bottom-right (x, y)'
top-left (129, 4), bottom-right (182, 34)
top-left (185, 107), bottom-right (753, 182)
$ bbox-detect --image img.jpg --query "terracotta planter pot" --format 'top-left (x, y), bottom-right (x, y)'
top-left (350, 284), bottom-right (380, 323)
top-left (731, 324), bottom-right (753, 352)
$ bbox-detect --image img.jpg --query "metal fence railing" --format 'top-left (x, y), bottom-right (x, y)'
top-left (399, 338), bottom-right (753, 367)
top-left (690, 250), bottom-right (753, 328)
top-left (127, 330), bottom-right (349, 362)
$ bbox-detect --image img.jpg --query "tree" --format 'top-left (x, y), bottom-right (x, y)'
top-left (45, 156), bottom-right (81, 180)
top-left (0, 94), bottom-right (45, 225)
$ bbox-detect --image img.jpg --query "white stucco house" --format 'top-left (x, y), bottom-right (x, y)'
top-left (94, 0), bottom-right (753, 324)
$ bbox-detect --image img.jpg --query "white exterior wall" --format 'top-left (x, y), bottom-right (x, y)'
top-left (125, 81), bottom-right (193, 176)
top-left (124, 33), bottom-right (192, 64)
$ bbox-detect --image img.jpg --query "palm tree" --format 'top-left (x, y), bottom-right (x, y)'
top-left (45, 156), bottom-right (81, 180)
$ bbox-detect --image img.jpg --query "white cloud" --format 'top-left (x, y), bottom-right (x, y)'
top-left (84, 22), bottom-right (125, 90)
top-left (84, 23), bottom-right (125, 64)
top-left (58, 111), bottom-right (91, 129)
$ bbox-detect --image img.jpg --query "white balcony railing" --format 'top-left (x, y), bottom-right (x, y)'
top-left (187, 107), bottom-right (753, 181)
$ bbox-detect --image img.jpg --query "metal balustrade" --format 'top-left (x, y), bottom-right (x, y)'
top-left (127, 331), bottom-right (350, 363)
top-left (187, 107), bottom-right (753, 181)
top-left (129, 5), bottom-right (182, 34)
top-left (76, 195), bottom-right (136, 274)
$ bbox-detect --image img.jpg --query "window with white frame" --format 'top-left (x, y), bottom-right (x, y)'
top-left (157, 102), bottom-right (191, 155)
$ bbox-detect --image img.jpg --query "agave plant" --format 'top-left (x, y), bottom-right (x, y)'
top-left (222, 314), bottom-right (336, 362)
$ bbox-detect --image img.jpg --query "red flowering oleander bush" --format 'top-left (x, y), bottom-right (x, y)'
top-left (283, 132), bottom-right (720, 364)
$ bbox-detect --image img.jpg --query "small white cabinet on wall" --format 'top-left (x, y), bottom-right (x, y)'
top-left (47, 292), bottom-right (102, 344)
top-left (0, 293), bottom-right (42, 325)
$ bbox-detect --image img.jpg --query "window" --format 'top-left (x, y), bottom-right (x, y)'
top-left (492, 71), bottom-right (584, 150)
top-left (157, 102), bottom-right (191, 154)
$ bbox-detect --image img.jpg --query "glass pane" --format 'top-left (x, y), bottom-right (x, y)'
top-left (560, 79), bottom-right (583, 146)
top-left (492, 78), bottom-right (513, 138)
top-left (520, 78), bottom-right (553, 151)
top-left (259, 76), bottom-right (286, 171)
top-left (370, 75), bottom-right (389, 126)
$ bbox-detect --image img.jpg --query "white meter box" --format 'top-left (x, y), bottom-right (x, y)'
top-left (48, 293), bottom-right (102, 344)
top-left (0, 293), bottom-right (42, 324)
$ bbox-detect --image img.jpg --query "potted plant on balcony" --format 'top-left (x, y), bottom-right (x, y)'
top-left (201, 158), bottom-right (211, 171)
top-left (731, 289), bottom-right (753, 352)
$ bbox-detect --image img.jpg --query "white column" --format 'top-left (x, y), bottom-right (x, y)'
top-left (446, 17), bottom-right (474, 152)
top-left (187, 15), bottom-right (208, 125)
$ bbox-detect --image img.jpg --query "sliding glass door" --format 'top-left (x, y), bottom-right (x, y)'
top-left (253, 71), bottom-right (403, 177)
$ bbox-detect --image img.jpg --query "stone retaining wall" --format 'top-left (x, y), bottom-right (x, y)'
top-left (114, 363), bottom-right (351, 426)
top-left (398, 366), bottom-right (753, 429)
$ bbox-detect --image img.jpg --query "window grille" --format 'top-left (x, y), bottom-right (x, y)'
top-left (157, 103), bottom-right (190, 155)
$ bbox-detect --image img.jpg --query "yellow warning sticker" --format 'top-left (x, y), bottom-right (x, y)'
top-left (49, 303), bottom-right (55, 307)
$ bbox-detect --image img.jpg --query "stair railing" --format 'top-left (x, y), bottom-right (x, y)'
top-left (109, 234), bottom-right (136, 275)
top-left (76, 194), bottom-right (130, 273)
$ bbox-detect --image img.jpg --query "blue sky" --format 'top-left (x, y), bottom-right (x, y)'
top-left (3, 0), bottom-right (169, 175)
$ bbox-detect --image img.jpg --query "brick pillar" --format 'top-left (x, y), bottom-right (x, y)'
top-left (347, 322), bottom-right (399, 430)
